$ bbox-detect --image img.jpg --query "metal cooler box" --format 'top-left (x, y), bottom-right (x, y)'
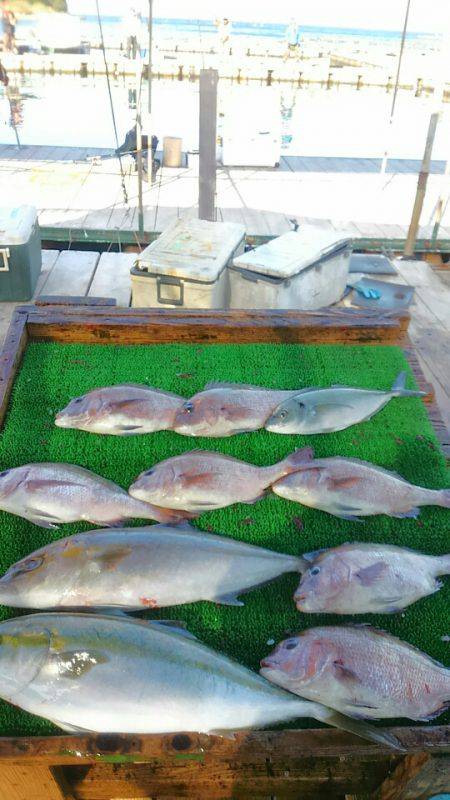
top-left (131, 218), bottom-right (246, 309)
top-left (229, 228), bottom-right (353, 310)
top-left (0, 206), bottom-right (42, 301)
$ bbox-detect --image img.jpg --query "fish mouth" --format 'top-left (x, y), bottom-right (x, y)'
top-left (260, 658), bottom-right (277, 670)
top-left (54, 413), bottom-right (70, 428)
top-left (294, 593), bottom-right (308, 609)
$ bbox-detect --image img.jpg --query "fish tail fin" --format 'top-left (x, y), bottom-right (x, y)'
top-left (391, 371), bottom-right (427, 398)
top-left (279, 447), bottom-right (315, 475)
top-left (435, 489), bottom-right (450, 510)
top-left (434, 553), bottom-right (450, 575)
top-left (312, 704), bottom-right (404, 750)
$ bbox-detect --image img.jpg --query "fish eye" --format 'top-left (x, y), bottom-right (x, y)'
top-left (184, 402), bottom-right (194, 414)
top-left (279, 409), bottom-right (288, 419)
top-left (14, 557), bottom-right (43, 576)
top-left (72, 397), bottom-right (83, 405)
top-left (309, 566), bottom-right (320, 576)
top-left (0, 470), bottom-right (9, 478)
top-left (284, 639), bottom-right (298, 650)
top-left (143, 469), bottom-right (154, 477)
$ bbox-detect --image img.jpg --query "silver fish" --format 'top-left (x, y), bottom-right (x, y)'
top-left (294, 542), bottom-right (450, 614)
top-left (173, 383), bottom-right (302, 437)
top-left (0, 612), bottom-right (399, 746)
top-left (0, 523), bottom-right (304, 610)
top-left (261, 626), bottom-right (450, 722)
top-left (129, 447), bottom-right (314, 514)
top-left (265, 371), bottom-right (426, 434)
top-left (272, 456), bottom-right (450, 521)
top-left (55, 384), bottom-right (184, 435)
top-left (0, 463), bottom-right (184, 528)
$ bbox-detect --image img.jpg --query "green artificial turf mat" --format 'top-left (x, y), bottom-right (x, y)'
top-left (0, 341), bottom-right (449, 737)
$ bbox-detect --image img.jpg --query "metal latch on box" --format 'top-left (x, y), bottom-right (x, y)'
top-left (0, 248), bottom-right (10, 272)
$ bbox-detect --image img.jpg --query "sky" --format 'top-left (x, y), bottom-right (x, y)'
top-left (68, 0), bottom-right (448, 34)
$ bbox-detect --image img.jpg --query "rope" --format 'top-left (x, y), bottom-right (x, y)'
top-left (95, 0), bottom-right (129, 205)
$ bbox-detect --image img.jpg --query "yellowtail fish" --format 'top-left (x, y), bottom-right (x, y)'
top-left (0, 524), bottom-right (304, 610)
top-left (265, 371), bottom-right (426, 434)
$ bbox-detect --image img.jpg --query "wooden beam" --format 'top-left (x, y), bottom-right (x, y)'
top-left (404, 112), bottom-right (440, 257)
top-left (199, 68), bottom-right (218, 221)
top-left (0, 308), bottom-right (28, 429)
top-left (372, 753), bottom-right (450, 800)
top-left (0, 765), bottom-right (74, 800)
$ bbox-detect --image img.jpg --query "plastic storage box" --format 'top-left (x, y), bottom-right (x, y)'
top-left (131, 218), bottom-right (246, 309)
top-left (229, 228), bottom-right (353, 310)
top-left (0, 206), bottom-right (42, 301)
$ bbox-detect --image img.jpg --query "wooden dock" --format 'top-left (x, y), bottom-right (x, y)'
top-left (1, 144), bottom-right (450, 242)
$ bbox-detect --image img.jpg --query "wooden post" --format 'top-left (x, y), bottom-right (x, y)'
top-left (198, 68), bottom-right (218, 222)
top-left (404, 111), bottom-right (440, 257)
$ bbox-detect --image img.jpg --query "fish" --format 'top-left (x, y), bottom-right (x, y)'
top-left (173, 382), bottom-right (304, 437)
top-left (55, 384), bottom-right (184, 435)
top-left (294, 542), bottom-right (450, 614)
top-left (0, 463), bottom-right (185, 528)
top-left (129, 447), bottom-right (314, 514)
top-left (272, 456), bottom-right (450, 521)
top-left (0, 612), bottom-right (400, 746)
top-left (265, 371), bottom-right (426, 434)
top-left (260, 626), bottom-right (450, 722)
top-left (0, 523), bottom-right (305, 611)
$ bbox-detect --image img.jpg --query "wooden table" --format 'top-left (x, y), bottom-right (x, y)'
top-left (0, 299), bottom-right (448, 800)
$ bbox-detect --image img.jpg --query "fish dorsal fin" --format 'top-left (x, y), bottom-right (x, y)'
top-left (147, 620), bottom-right (198, 640)
top-left (120, 384), bottom-right (183, 399)
top-left (325, 457), bottom-right (410, 484)
top-left (302, 548), bottom-right (327, 563)
top-left (204, 382), bottom-right (268, 391)
top-left (347, 625), bottom-right (448, 669)
top-left (183, 449), bottom-right (245, 464)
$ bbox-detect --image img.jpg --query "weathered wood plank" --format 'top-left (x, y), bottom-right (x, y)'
top-left (0, 308), bottom-right (28, 429)
top-left (0, 765), bottom-right (72, 800)
top-left (88, 252), bottom-right (135, 307)
top-left (26, 307), bottom-right (410, 346)
top-left (36, 296), bottom-right (116, 307)
top-left (34, 250), bottom-right (60, 297)
top-left (39, 251), bottom-right (100, 297)
top-left (372, 753), bottom-right (450, 800)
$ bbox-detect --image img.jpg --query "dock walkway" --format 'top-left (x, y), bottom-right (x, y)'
top-left (1, 146), bottom-right (450, 239)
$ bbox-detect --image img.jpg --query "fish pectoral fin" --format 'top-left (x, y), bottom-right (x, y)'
top-left (301, 548), bottom-right (327, 563)
top-left (355, 561), bottom-right (388, 586)
top-left (333, 508), bottom-right (365, 523)
top-left (178, 472), bottom-right (215, 488)
top-left (23, 508), bottom-right (61, 528)
top-left (391, 507), bottom-right (420, 519)
top-left (333, 660), bottom-right (361, 684)
top-left (213, 593), bottom-right (244, 607)
top-left (116, 425), bottom-right (145, 433)
top-left (328, 476), bottom-right (363, 490)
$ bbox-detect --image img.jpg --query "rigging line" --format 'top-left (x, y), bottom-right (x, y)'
top-left (95, 0), bottom-right (129, 206)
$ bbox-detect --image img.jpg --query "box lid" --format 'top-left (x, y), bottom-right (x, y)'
top-left (135, 218), bottom-right (246, 283)
top-left (232, 228), bottom-right (352, 280)
top-left (0, 206), bottom-right (38, 246)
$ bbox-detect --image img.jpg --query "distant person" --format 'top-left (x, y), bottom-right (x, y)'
top-left (1, 3), bottom-right (16, 53)
top-left (285, 18), bottom-right (300, 58)
top-left (216, 17), bottom-right (231, 52)
top-left (0, 59), bottom-right (8, 86)
top-left (124, 7), bottom-right (142, 59)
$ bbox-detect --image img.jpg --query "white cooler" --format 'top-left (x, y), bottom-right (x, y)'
top-left (131, 218), bottom-right (246, 309)
top-left (229, 228), bottom-right (353, 310)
